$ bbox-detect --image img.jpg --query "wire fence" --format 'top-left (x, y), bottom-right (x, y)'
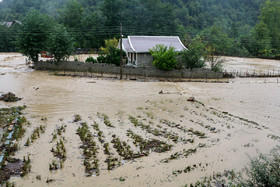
top-left (223, 68), bottom-right (280, 78)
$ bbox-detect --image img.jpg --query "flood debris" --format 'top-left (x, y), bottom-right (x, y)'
top-left (129, 116), bottom-right (183, 143)
top-left (187, 97), bottom-right (195, 102)
top-left (0, 156), bottom-right (31, 184)
top-left (161, 148), bottom-right (197, 163)
top-left (127, 129), bottom-right (172, 154)
top-left (0, 158), bottom-right (24, 184)
top-left (0, 92), bottom-right (22, 102)
top-left (0, 106), bottom-right (30, 184)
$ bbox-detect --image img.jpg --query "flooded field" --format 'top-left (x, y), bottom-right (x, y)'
top-left (222, 56), bottom-right (280, 74)
top-left (0, 53), bottom-right (280, 186)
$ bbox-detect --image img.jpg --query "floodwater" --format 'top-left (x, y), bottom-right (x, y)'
top-left (0, 53), bottom-right (280, 187)
top-left (222, 56), bottom-right (280, 74)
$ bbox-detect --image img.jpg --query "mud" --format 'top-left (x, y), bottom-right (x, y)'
top-left (0, 158), bottom-right (24, 183)
top-left (221, 56), bottom-right (280, 74)
top-left (0, 53), bottom-right (280, 187)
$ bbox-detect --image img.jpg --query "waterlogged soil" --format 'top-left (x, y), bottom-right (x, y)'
top-left (221, 56), bottom-right (280, 74)
top-left (0, 53), bottom-right (280, 186)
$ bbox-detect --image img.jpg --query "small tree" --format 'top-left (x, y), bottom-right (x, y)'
top-left (48, 24), bottom-right (74, 62)
top-left (17, 10), bottom-right (51, 62)
top-left (205, 46), bottom-right (224, 72)
top-left (97, 47), bottom-right (126, 66)
top-left (100, 38), bottom-right (119, 54)
top-left (149, 44), bottom-right (178, 71)
top-left (180, 38), bottom-right (206, 69)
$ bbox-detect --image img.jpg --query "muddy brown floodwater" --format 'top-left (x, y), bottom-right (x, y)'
top-left (0, 53), bottom-right (280, 187)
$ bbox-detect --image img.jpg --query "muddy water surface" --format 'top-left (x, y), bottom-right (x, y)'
top-left (1, 53), bottom-right (280, 187)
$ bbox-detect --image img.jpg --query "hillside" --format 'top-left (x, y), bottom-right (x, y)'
top-left (0, 0), bottom-right (263, 33)
top-left (1, 0), bottom-right (280, 58)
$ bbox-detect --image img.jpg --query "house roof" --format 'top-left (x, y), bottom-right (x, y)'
top-left (122, 36), bottom-right (186, 53)
top-left (122, 38), bottom-right (134, 52)
top-left (0, 20), bottom-right (22, 28)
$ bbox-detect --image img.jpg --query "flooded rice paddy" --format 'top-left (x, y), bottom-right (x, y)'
top-left (0, 53), bottom-right (280, 186)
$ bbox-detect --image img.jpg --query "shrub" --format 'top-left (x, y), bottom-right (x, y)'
top-left (97, 55), bottom-right (107, 63)
top-left (85, 57), bottom-right (97, 63)
top-left (149, 44), bottom-right (178, 71)
top-left (237, 147), bottom-right (280, 186)
top-left (97, 48), bottom-right (126, 66)
top-left (180, 38), bottom-right (206, 69)
top-left (205, 46), bottom-right (224, 72)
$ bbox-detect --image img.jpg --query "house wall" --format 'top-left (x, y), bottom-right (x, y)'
top-left (136, 53), bottom-right (153, 67)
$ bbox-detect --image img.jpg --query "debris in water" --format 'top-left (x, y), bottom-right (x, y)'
top-left (0, 92), bottom-right (22, 102)
top-left (187, 97), bottom-right (195, 102)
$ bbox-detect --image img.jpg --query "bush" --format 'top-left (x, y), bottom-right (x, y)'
top-left (180, 38), bottom-right (206, 70)
top-left (85, 57), bottom-right (97, 63)
top-left (97, 48), bottom-right (126, 66)
top-left (149, 44), bottom-right (178, 71)
top-left (237, 147), bottom-right (280, 186)
top-left (97, 55), bottom-right (107, 63)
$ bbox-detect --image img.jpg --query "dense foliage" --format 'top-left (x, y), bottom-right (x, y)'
top-left (96, 38), bottom-right (126, 66)
top-left (16, 10), bottom-right (74, 62)
top-left (150, 45), bottom-right (178, 71)
top-left (0, 0), bottom-right (280, 59)
top-left (47, 23), bottom-right (74, 62)
top-left (16, 10), bottom-right (52, 62)
top-left (180, 38), bottom-right (206, 69)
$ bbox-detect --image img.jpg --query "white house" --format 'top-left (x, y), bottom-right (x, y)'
top-left (121, 36), bottom-right (186, 67)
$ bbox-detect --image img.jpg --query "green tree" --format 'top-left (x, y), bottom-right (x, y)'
top-left (201, 25), bottom-right (233, 55)
top-left (180, 38), bottom-right (206, 69)
top-left (149, 45), bottom-right (178, 71)
top-left (48, 24), bottom-right (74, 62)
top-left (80, 11), bottom-right (104, 49)
top-left (97, 38), bottom-right (125, 66)
top-left (205, 46), bottom-right (224, 72)
top-left (259, 0), bottom-right (280, 55)
top-left (59, 0), bottom-right (84, 48)
top-left (16, 10), bottom-right (52, 62)
top-left (251, 21), bottom-right (272, 56)
top-left (101, 0), bottom-right (121, 38)
top-left (100, 38), bottom-right (118, 54)
top-left (97, 48), bottom-right (125, 66)
top-left (59, 0), bottom-right (83, 29)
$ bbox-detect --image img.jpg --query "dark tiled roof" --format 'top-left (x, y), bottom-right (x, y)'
top-left (122, 36), bottom-right (186, 53)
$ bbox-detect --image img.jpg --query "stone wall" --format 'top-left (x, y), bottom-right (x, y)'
top-left (34, 61), bottom-right (226, 79)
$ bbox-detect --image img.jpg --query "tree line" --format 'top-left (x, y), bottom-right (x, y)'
top-left (0, 0), bottom-right (280, 59)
